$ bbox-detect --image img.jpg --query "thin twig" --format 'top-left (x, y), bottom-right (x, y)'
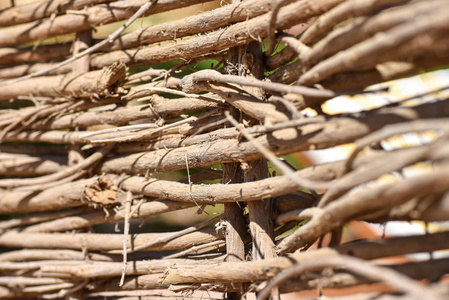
top-left (0, 144), bottom-right (113, 188)
top-left (84, 109), bottom-right (219, 143)
top-left (246, 116), bottom-right (325, 134)
top-left (41, 279), bottom-right (88, 300)
top-left (257, 254), bottom-right (435, 300)
top-left (79, 123), bottom-right (158, 139)
top-left (120, 191), bottom-right (133, 286)
top-left (125, 86), bottom-right (203, 101)
top-left (225, 111), bottom-right (330, 190)
top-left (123, 215), bottom-right (221, 253)
top-left (280, 33), bottom-right (312, 57)
top-left (182, 69), bottom-right (344, 99)
top-left (14, 170), bottom-right (87, 191)
top-left (266, 0), bottom-right (293, 56)
top-left (345, 119), bottom-right (449, 172)
top-left (164, 240), bottom-right (225, 259)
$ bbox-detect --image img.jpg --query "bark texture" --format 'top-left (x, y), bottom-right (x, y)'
top-left (0, 0), bottom-right (448, 299)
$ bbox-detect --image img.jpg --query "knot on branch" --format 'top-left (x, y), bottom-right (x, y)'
top-left (67, 61), bottom-right (128, 99)
top-left (97, 61), bottom-right (128, 94)
top-left (180, 69), bottom-right (222, 93)
top-left (83, 175), bottom-right (119, 207)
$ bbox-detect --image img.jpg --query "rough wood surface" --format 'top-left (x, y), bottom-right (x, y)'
top-left (0, 0), bottom-right (217, 47)
top-left (0, 62), bottom-right (127, 101)
top-left (0, 0), bottom-right (448, 299)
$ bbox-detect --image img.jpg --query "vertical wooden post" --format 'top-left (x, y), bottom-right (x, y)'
top-left (222, 162), bottom-right (246, 263)
top-left (244, 159), bottom-right (276, 260)
top-left (237, 41), bottom-right (277, 261)
top-left (72, 30), bottom-right (92, 75)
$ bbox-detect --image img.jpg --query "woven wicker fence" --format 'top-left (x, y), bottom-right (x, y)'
top-left (0, 0), bottom-right (449, 299)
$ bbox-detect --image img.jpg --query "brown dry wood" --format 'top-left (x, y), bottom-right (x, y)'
top-left (363, 190), bottom-right (449, 225)
top-left (300, 0), bottom-right (410, 45)
top-left (0, 0), bottom-right (217, 47)
top-left (301, 0), bottom-right (446, 74)
top-left (335, 231), bottom-right (449, 260)
top-left (88, 289), bottom-right (226, 298)
top-left (314, 289), bottom-right (447, 300)
top-left (5, 114), bottom-right (225, 145)
top-left (0, 43), bottom-right (72, 65)
top-left (72, 29), bottom-right (92, 75)
top-left (319, 136), bottom-right (449, 207)
top-left (0, 61), bottom-right (73, 79)
top-left (84, 258), bottom-right (448, 295)
top-left (181, 70), bottom-right (343, 99)
top-left (89, 0), bottom-right (344, 69)
top-left (225, 111), bottom-right (330, 191)
top-left (0, 62), bottom-right (127, 101)
top-left (121, 77), bottom-right (183, 101)
top-left (235, 41), bottom-right (277, 263)
top-left (112, 163), bottom-right (336, 204)
top-left (0, 227), bottom-right (223, 252)
top-left (115, 127), bottom-right (239, 154)
top-left (2, 233), bottom-right (448, 295)
top-left (31, 96), bottom-right (221, 130)
top-left (278, 163), bottom-right (449, 254)
top-left (275, 259), bottom-right (449, 295)
top-left (280, 34), bottom-right (311, 58)
top-left (0, 101), bottom-right (76, 143)
top-left (268, 1), bottom-right (446, 84)
top-left (320, 54), bottom-right (449, 90)
top-left (297, 5), bottom-right (449, 86)
top-left (0, 144), bottom-right (66, 156)
top-left (245, 159), bottom-right (276, 260)
top-left (4, 192), bottom-right (314, 233)
top-left (265, 45), bottom-right (299, 72)
top-left (257, 255), bottom-right (433, 300)
top-left (345, 119), bottom-right (449, 173)
top-left (0, 0), bottom-right (447, 297)
top-left (82, 110), bottom-right (221, 144)
top-left (35, 256), bottom-right (449, 290)
top-left (1, 0), bottom-right (261, 71)
top-left (0, 95), bottom-right (206, 134)
top-left (262, 18), bottom-right (314, 71)
top-left (0, 177), bottom-right (100, 214)
top-left (0, 49), bottom-right (226, 80)
top-left (5, 129), bottom-right (84, 144)
top-left (1, 157), bottom-right (316, 231)
top-left (161, 242), bottom-right (446, 285)
top-left (265, 0), bottom-right (298, 56)
top-left (0, 0), bottom-right (174, 87)
top-left (0, 207), bottom-right (90, 231)
top-left (0, 98), bottom-right (122, 137)
top-left (0, 144), bottom-right (112, 189)
top-left (21, 200), bottom-right (193, 233)
top-left (99, 0), bottom-right (274, 52)
top-left (99, 99), bottom-right (449, 175)
top-left (0, 249), bottom-right (117, 262)
top-left (110, 147), bottom-right (370, 206)
top-left (17, 282), bottom-right (76, 295)
top-left (222, 162), bottom-right (247, 264)
top-left (268, 58), bottom-right (303, 84)
top-left (189, 81), bottom-right (290, 124)
top-left (0, 152), bottom-right (67, 177)
top-left (0, 0), bottom-right (115, 26)
top-left (40, 258), bottom-right (222, 278)
top-left (0, 276), bottom-right (65, 286)
top-left (0, 260), bottom-right (87, 271)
